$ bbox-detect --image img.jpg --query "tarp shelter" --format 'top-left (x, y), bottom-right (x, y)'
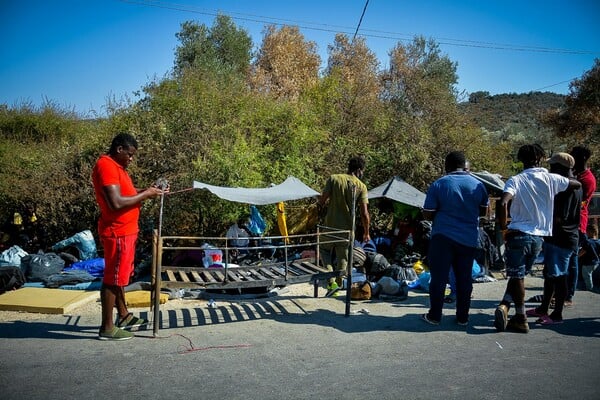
top-left (368, 176), bottom-right (426, 209)
top-left (192, 176), bottom-right (319, 205)
top-left (470, 171), bottom-right (505, 196)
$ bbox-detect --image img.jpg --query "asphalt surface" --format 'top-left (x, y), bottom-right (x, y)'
top-left (0, 275), bottom-right (598, 400)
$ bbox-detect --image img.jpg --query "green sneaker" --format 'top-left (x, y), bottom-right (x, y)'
top-left (325, 282), bottom-right (340, 298)
top-left (117, 313), bottom-right (148, 331)
top-left (98, 326), bottom-right (133, 341)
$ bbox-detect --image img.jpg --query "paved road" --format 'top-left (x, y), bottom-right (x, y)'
top-left (1, 276), bottom-right (598, 400)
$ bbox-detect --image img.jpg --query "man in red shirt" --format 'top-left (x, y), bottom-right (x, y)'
top-left (567, 146), bottom-right (597, 305)
top-left (92, 133), bottom-right (165, 340)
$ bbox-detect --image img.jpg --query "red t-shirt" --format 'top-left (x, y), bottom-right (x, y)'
top-left (578, 168), bottom-right (597, 233)
top-left (92, 154), bottom-right (140, 237)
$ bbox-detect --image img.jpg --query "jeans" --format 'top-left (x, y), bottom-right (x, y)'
top-left (543, 242), bottom-right (574, 278)
top-left (581, 263), bottom-right (599, 290)
top-left (567, 251), bottom-right (578, 300)
top-left (567, 231), bottom-right (586, 299)
top-left (427, 234), bottom-right (476, 323)
top-left (504, 232), bottom-right (543, 279)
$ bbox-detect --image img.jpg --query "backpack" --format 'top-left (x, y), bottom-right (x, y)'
top-left (350, 280), bottom-right (372, 300)
top-left (352, 246), bottom-right (367, 268)
top-left (0, 266), bottom-right (26, 294)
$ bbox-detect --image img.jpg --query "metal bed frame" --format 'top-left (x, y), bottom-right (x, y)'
top-left (150, 227), bottom-right (351, 335)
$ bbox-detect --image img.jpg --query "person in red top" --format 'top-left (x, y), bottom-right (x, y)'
top-left (567, 145), bottom-right (597, 305)
top-left (92, 132), bottom-right (165, 340)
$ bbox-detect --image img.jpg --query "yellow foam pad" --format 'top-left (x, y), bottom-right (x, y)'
top-left (0, 287), bottom-right (98, 314)
top-left (125, 290), bottom-right (169, 307)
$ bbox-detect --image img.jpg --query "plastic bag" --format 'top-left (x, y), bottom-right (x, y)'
top-left (21, 252), bottom-right (65, 282)
top-left (63, 257), bottom-right (105, 278)
top-left (377, 276), bottom-right (400, 294)
top-left (226, 224), bottom-right (249, 247)
top-left (0, 245), bottom-right (28, 266)
top-left (471, 260), bottom-right (484, 279)
top-left (247, 205), bottom-right (266, 236)
top-left (418, 271), bottom-right (431, 292)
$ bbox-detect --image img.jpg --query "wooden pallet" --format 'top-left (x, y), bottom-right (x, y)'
top-left (160, 258), bottom-right (340, 290)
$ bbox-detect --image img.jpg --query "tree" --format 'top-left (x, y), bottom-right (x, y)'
top-left (468, 91), bottom-right (491, 104)
top-left (383, 36), bottom-right (459, 117)
top-left (250, 25), bottom-right (321, 100)
top-left (378, 36), bottom-right (505, 185)
top-left (318, 34), bottom-right (383, 165)
top-left (543, 58), bottom-right (600, 146)
top-left (326, 33), bottom-right (380, 102)
top-left (174, 15), bottom-right (252, 77)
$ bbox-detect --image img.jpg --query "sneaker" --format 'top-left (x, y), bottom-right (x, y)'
top-left (527, 294), bottom-right (544, 302)
top-left (456, 319), bottom-right (469, 326)
top-left (506, 314), bottom-right (529, 333)
top-left (526, 308), bottom-right (546, 318)
top-left (117, 313), bottom-right (148, 331)
top-left (325, 282), bottom-right (340, 298)
top-left (494, 304), bottom-right (509, 332)
top-left (98, 326), bottom-right (133, 341)
top-left (421, 313), bottom-right (440, 325)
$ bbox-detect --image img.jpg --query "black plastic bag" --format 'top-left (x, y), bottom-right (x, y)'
top-left (21, 253), bottom-right (65, 282)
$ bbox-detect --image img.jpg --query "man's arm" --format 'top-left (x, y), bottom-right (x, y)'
top-left (567, 178), bottom-right (582, 190)
top-left (318, 191), bottom-right (330, 208)
top-left (497, 192), bottom-right (513, 231)
top-left (359, 202), bottom-right (370, 242)
top-left (103, 184), bottom-right (164, 211)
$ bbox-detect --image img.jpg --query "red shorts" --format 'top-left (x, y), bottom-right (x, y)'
top-left (101, 234), bottom-right (137, 286)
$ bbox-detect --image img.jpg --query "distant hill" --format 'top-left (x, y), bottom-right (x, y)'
top-left (459, 91), bottom-right (566, 133)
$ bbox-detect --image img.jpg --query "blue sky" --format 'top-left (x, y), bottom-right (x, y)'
top-left (1, 0), bottom-right (599, 116)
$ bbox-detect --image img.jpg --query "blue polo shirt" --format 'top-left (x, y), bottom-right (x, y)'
top-left (423, 172), bottom-right (489, 248)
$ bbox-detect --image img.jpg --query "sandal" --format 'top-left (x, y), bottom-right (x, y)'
top-left (526, 308), bottom-right (546, 318)
top-left (536, 315), bottom-right (563, 325)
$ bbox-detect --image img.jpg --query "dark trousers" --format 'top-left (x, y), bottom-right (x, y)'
top-left (427, 234), bottom-right (476, 322)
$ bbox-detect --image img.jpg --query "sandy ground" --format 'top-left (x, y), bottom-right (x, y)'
top-left (0, 270), bottom-right (533, 324)
top-left (0, 281), bottom-right (321, 323)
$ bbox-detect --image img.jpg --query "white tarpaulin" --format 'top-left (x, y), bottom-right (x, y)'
top-left (192, 176), bottom-right (319, 205)
top-left (368, 176), bottom-right (426, 208)
top-left (470, 171), bottom-right (505, 195)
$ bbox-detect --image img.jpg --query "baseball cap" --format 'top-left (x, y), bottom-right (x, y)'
top-left (547, 152), bottom-right (575, 168)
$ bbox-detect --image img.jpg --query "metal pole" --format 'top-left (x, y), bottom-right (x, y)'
top-left (314, 225), bottom-right (320, 297)
top-left (345, 184), bottom-right (357, 317)
top-left (152, 191), bottom-right (165, 336)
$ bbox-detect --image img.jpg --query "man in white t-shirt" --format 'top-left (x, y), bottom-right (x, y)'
top-left (495, 144), bottom-right (581, 333)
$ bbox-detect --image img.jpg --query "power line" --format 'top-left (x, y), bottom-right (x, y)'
top-left (120, 0), bottom-right (600, 55)
top-left (352, 0), bottom-right (369, 41)
top-left (533, 78), bottom-right (575, 92)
